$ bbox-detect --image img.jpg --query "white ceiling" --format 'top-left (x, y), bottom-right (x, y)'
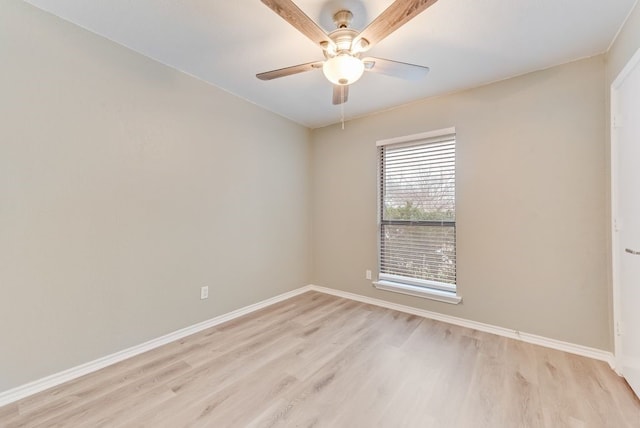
top-left (24, 0), bottom-right (637, 128)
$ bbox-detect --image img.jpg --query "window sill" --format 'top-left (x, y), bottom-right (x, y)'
top-left (373, 280), bottom-right (462, 305)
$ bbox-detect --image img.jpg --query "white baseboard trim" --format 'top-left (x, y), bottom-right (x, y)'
top-left (0, 285), bottom-right (313, 408)
top-left (0, 283), bottom-right (616, 407)
top-left (307, 285), bottom-right (616, 370)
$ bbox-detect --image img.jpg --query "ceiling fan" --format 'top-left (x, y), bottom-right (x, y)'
top-left (256, 0), bottom-right (439, 105)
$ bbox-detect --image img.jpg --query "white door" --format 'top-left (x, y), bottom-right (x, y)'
top-left (612, 48), bottom-right (640, 398)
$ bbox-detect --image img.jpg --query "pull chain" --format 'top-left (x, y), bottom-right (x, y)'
top-left (341, 85), bottom-right (345, 130)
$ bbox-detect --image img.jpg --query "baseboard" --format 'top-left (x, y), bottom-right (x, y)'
top-left (0, 283), bottom-right (616, 407)
top-left (0, 285), bottom-right (313, 408)
top-left (308, 285), bottom-right (616, 370)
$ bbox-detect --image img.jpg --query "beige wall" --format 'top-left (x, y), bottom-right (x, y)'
top-left (0, 1), bottom-right (310, 391)
top-left (311, 56), bottom-right (609, 350)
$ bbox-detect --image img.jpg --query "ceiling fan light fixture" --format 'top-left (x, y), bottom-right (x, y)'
top-left (322, 54), bottom-right (364, 85)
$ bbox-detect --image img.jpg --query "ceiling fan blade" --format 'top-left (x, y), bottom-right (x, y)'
top-left (363, 57), bottom-right (429, 80)
top-left (354, 0), bottom-right (439, 51)
top-left (332, 85), bottom-right (349, 105)
top-left (256, 61), bottom-right (323, 80)
top-left (261, 0), bottom-right (334, 49)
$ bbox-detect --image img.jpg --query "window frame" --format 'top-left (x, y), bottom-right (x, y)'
top-left (374, 127), bottom-right (461, 304)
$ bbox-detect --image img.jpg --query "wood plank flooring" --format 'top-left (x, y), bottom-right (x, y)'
top-left (1, 291), bottom-right (639, 427)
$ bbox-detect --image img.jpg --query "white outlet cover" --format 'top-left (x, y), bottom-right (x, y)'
top-left (200, 286), bottom-right (209, 300)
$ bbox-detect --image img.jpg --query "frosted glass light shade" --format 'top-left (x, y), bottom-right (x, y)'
top-left (322, 54), bottom-right (364, 85)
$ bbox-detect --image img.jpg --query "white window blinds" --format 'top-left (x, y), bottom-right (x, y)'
top-left (379, 132), bottom-right (456, 292)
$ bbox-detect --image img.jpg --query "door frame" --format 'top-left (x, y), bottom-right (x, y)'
top-left (611, 47), bottom-right (640, 375)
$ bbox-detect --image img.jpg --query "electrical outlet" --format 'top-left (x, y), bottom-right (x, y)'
top-left (365, 270), bottom-right (372, 280)
top-left (200, 286), bottom-right (209, 300)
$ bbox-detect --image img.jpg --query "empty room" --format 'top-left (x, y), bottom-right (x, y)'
top-left (1, 0), bottom-right (640, 426)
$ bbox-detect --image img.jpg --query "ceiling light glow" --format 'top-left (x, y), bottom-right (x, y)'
top-left (322, 54), bottom-right (365, 85)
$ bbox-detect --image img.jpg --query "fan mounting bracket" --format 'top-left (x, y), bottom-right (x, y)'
top-left (333, 10), bottom-right (353, 29)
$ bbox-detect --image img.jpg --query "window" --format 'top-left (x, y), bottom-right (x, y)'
top-left (375, 128), bottom-right (460, 304)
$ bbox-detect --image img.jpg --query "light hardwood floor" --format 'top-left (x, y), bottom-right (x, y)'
top-left (1, 291), bottom-right (639, 427)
